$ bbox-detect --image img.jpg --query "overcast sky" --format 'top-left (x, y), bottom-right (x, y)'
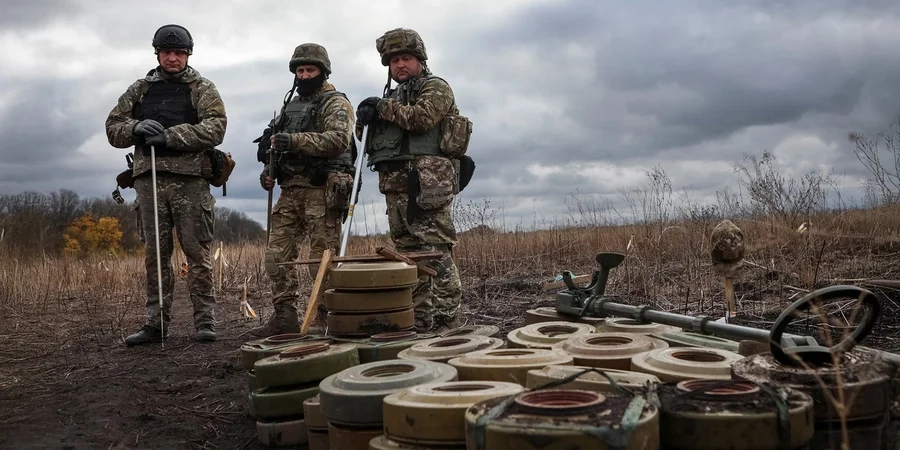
top-left (2, 0), bottom-right (900, 234)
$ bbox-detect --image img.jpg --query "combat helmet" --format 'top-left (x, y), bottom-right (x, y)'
top-left (289, 43), bottom-right (332, 75)
top-left (152, 24), bottom-right (194, 54)
top-left (376, 28), bottom-right (427, 66)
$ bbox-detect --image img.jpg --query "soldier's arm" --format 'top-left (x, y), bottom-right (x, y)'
top-left (292, 96), bottom-right (354, 158)
top-left (164, 79), bottom-right (227, 151)
top-left (105, 80), bottom-right (145, 149)
top-left (377, 78), bottom-right (453, 132)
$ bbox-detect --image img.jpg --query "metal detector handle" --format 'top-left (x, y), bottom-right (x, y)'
top-left (592, 252), bottom-right (625, 297)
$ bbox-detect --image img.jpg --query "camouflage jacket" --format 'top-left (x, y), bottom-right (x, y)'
top-left (355, 75), bottom-right (458, 193)
top-left (264, 82), bottom-right (355, 189)
top-left (105, 66), bottom-right (227, 179)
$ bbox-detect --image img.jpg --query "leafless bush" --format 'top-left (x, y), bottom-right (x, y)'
top-left (849, 123), bottom-right (900, 205)
top-left (734, 150), bottom-right (833, 230)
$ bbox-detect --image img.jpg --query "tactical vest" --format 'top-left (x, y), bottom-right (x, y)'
top-left (133, 81), bottom-right (199, 156)
top-left (366, 76), bottom-right (444, 168)
top-left (276, 90), bottom-right (356, 178)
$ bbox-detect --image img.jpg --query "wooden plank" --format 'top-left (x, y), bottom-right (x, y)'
top-left (277, 251), bottom-right (444, 266)
top-left (376, 247), bottom-right (437, 277)
top-left (300, 249), bottom-right (333, 335)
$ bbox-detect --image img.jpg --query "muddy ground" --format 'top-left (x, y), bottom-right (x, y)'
top-left (1, 275), bottom-right (899, 449)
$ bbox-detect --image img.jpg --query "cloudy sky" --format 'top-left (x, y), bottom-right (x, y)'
top-left (2, 0), bottom-right (900, 234)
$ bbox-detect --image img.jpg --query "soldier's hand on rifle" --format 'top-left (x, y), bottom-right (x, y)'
top-left (132, 119), bottom-right (164, 137)
top-left (356, 97), bottom-right (381, 126)
top-left (271, 133), bottom-right (292, 153)
top-left (145, 132), bottom-right (166, 147)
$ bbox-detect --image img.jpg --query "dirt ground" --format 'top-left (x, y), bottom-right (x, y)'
top-left (0, 280), bottom-right (282, 450)
top-left (1, 274), bottom-right (899, 449)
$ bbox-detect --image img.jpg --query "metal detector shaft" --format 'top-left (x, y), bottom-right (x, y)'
top-left (339, 125), bottom-right (368, 257)
top-left (585, 300), bottom-right (778, 342)
top-left (150, 144), bottom-right (165, 349)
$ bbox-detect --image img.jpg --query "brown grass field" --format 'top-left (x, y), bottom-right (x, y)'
top-left (2, 193), bottom-right (900, 448)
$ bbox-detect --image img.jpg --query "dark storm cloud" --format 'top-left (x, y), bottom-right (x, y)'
top-left (444, 0), bottom-right (900, 189)
top-left (0, 81), bottom-right (95, 165)
top-left (2, 0), bottom-right (900, 232)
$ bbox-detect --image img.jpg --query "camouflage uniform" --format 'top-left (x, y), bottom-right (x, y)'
top-left (356, 28), bottom-right (472, 332)
top-left (105, 24), bottom-right (227, 344)
top-left (251, 43), bottom-right (356, 337)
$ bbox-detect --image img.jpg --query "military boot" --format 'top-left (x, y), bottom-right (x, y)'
top-left (125, 325), bottom-right (166, 346)
top-left (196, 325), bottom-right (216, 342)
top-left (249, 302), bottom-right (301, 338)
top-left (431, 314), bottom-right (459, 335)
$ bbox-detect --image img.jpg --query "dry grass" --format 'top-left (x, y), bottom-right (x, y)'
top-left (3, 198), bottom-right (900, 337)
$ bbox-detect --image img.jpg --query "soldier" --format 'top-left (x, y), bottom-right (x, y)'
top-left (355, 28), bottom-right (472, 332)
top-left (249, 43), bottom-right (356, 337)
top-left (105, 24), bottom-right (227, 345)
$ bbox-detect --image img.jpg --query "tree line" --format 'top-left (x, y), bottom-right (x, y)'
top-left (0, 189), bottom-right (264, 259)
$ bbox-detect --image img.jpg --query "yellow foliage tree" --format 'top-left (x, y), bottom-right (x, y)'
top-left (63, 214), bottom-right (124, 257)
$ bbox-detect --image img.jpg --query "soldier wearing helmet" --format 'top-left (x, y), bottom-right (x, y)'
top-left (105, 24), bottom-right (227, 345)
top-left (249, 43), bottom-right (356, 337)
top-left (356, 28), bottom-right (473, 333)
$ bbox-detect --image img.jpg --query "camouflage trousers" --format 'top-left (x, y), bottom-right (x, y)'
top-left (385, 192), bottom-right (462, 332)
top-left (264, 186), bottom-right (342, 324)
top-left (133, 173), bottom-right (216, 331)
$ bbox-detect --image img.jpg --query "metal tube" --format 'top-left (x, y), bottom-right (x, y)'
top-left (339, 125), bottom-right (368, 257)
top-left (591, 299), bottom-right (900, 365)
top-left (595, 301), bottom-right (790, 343)
top-left (150, 144), bottom-right (164, 350)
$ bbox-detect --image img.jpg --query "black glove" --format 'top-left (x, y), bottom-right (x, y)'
top-left (133, 119), bottom-right (164, 137)
top-left (145, 132), bottom-right (166, 147)
top-left (272, 133), bottom-right (291, 153)
top-left (254, 127), bottom-right (273, 163)
top-left (356, 96), bottom-right (381, 126)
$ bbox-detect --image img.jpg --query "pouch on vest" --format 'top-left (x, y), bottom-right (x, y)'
top-left (116, 169), bottom-right (135, 189)
top-left (439, 114), bottom-right (473, 158)
top-left (414, 157), bottom-right (455, 211)
top-left (325, 171), bottom-right (354, 214)
top-left (112, 153), bottom-right (135, 204)
top-left (457, 155), bottom-right (476, 192)
top-left (201, 148), bottom-right (236, 188)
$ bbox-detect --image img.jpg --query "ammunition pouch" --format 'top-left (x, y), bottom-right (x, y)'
top-left (439, 114), bottom-right (473, 158)
top-left (201, 148), bottom-right (236, 187)
top-left (415, 157), bottom-right (455, 211)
